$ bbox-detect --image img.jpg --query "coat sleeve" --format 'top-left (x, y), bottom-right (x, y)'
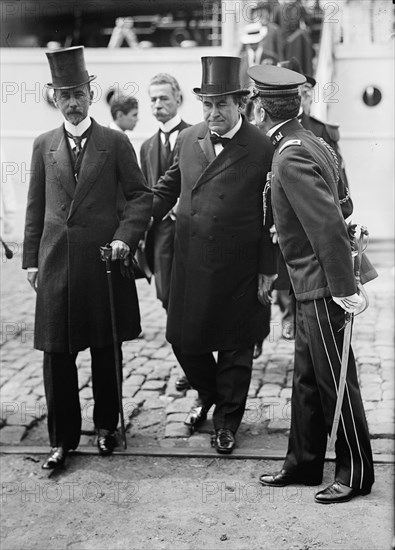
top-left (152, 138), bottom-right (181, 221)
top-left (112, 132), bottom-right (153, 253)
top-left (139, 141), bottom-right (148, 183)
top-left (278, 146), bottom-right (357, 297)
top-left (22, 136), bottom-right (46, 269)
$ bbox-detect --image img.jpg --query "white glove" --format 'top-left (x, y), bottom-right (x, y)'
top-left (333, 293), bottom-right (364, 314)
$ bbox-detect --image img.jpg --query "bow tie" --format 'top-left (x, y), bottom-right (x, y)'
top-left (210, 134), bottom-right (231, 147)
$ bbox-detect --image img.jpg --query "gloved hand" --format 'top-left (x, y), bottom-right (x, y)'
top-left (333, 293), bottom-right (364, 314)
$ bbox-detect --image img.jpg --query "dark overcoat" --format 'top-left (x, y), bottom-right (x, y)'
top-left (22, 119), bottom-right (153, 353)
top-left (153, 118), bottom-right (276, 353)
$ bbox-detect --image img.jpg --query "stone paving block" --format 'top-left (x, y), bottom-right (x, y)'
top-left (164, 422), bottom-right (190, 438)
top-left (257, 384), bottom-right (281, 398)
top-left (186, 389), bottom-right (199, 400)
top-left (122, 386), bottom-right (140, 400)
top-left (367, 423), bottom-right (395, 438)
top-left (280, 388), bottom-right (292, 400)
top-left (267, 418), bottom-right (291, 433)
top-left (361, 385), bottom-right (382, 401)
top-left (141, 380), bottom-right (166, 392)
top-left (166, 397), bottom-right (196, 414)
top-left (167, 413), bottom-right (188, 423)
top-left (263, 371), bottom-right (286, 385)
top-left (188, 433), bottom-right (212, 447)
top-left (147, 365), bottom-right (172, 380)
top-left (141, 396), bottom-right (167, 411)
top-left (134, 364), bottom-right (155, 376)
top-left (151, 347), bottom-right (172, 360)
top-left (126, 374), bottom-right (145, 386)
top-left (0, 425), bottom-right (27, 444)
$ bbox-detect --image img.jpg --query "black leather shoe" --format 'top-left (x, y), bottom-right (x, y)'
top-left (42, 446), bottom-right (68, 469)
top-left (175, 375), bottom-right (191, 391)
top-left (214, 428), bottom-right (236, 454)
top-left (314, 481), bottom-right (371, 504)
top-left (97, 431), bottom-right (117, 456)
top-left (259, 469), bottom-right (321, 487)
top-left (184, 406), bottom-right (208, 430)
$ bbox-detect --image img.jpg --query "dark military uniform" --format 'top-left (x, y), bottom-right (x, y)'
top-left (268, 118), bottom-right (374, 491)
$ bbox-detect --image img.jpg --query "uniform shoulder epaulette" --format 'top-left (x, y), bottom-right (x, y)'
top-left (279, 139), bottom-right (302, 154)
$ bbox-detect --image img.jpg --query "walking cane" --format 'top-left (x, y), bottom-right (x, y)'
top-left (100, 244), bottom-right (127, 449)
top-left (327, 226), bottom-right (369, 452)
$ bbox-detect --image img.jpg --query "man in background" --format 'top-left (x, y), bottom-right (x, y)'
top-left (140, 73), bottom-right (190, 391)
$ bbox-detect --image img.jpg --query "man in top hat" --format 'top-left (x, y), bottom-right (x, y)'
top-left (247, 64), bottom-right (374, 503)
top-left (152, 56), bottom-right (277, 454)
top-left (23, 46), bottom-right (152, 469)
top-left (140, 73), bottom-right (191, 392)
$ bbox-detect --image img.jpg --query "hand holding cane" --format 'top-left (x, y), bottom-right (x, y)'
top-left (100, 244), bottom-right (127, 449)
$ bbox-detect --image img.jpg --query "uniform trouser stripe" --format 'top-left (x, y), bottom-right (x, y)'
top-left (322, 299), bottom-right (364, 488)
top-left (284, 298), bottom-right (374, 490)
top-left (313, 299), bottom-right (355, 486)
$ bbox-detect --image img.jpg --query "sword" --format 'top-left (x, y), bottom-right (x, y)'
top-left (100, 244), bottom-right (127, 449)
top-left (1, 238), bottom-right (13, 259)
top-left (327, 225), bottom-right (369, 452)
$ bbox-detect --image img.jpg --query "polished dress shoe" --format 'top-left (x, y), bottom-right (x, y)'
top-left (314, 481), bottom-right (371, 504)
top-left (214, 429), bottom-right (236, 454)
top-left (97, 431), bottom-right (117, 456)
top-left (259, 469), bottom-right (321, 487)
top-left (42, 446), bottom-right (68, 469)
top-left (184, 406), bottom-right (208, 430)
top-left (175, 375), bottom-right (191, 392)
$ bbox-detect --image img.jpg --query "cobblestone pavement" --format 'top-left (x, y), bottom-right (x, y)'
top-left (0, 243), bottom-right (394, 458)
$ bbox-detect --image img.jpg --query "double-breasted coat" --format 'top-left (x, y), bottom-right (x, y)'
top-left (22, 119), bottom-right (153, 353)
top-left (153, 118), bottom-right (276, 353)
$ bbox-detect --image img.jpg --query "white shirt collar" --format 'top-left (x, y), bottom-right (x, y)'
top-left (266, 119), bottom-right (292, 138)
top-left (159, 114), bottom-right (182, 133)
top-left (212, 116), bottom-right (243, 139)
top-left (64, 116), bottom-right (91, 137)
top-left (109, 120), bottom-right (123, 132)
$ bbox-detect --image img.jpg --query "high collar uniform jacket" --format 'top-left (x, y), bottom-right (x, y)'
top-left (153, 117), bottom-right (276, 353)
top-left (269, 118), bottom-right (357, 302)
top-left (22, 119), bottom-right (153, 353)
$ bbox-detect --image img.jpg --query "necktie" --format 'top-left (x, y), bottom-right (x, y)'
top-left (65, 128), bottom-right (91, 160)
top-left (210, 134), bottom-right (232, 148)
top-left (160, 123), bottom-right (181, 157)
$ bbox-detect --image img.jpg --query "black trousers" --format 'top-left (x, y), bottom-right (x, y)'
top-left (284, 297), bottom-right (374, 491)
top-left (172, 346), bottom-right (254, 433)
top-left (152, 217), bottom-right (175, 311)
top-left (43, 345), bottom-right (121, 449)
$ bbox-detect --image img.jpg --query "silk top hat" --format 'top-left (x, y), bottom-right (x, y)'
top-left (247, 65), bottom-right (306, 97)
top-left (193, 57), bottom-right (250, 97)
top-left (279, 57), bottom-right (316, 88)
top-left (45, 46), bottom-right (96, 89)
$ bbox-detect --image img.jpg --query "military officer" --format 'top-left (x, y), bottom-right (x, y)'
top-left (248, 64), bottom-right (374, 503)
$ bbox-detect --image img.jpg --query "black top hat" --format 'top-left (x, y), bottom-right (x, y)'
top-left (193, 57), bottom-right (250, 97)
top-left (45, 46), bottom-right (96, 89)
top-left (278, 57), bottom-right (316, 88)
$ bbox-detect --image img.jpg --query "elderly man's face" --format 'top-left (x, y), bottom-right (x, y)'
top-left (54, 84), bottom-right (92, 125)
top-left (202, 94), bottom-right (240, 135)
top-left (149, 83), bottom-right (180, 123)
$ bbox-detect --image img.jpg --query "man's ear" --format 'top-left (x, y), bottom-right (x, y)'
top-left (89, 89), bottom-right (94, 104)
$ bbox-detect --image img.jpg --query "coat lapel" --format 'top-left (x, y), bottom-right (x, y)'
top-left (193, 120), bottom-right (249, 190)
top-left (69, 119), bottom-right (108, 217)
top-left (49, 125), bottom-right (75, 200)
